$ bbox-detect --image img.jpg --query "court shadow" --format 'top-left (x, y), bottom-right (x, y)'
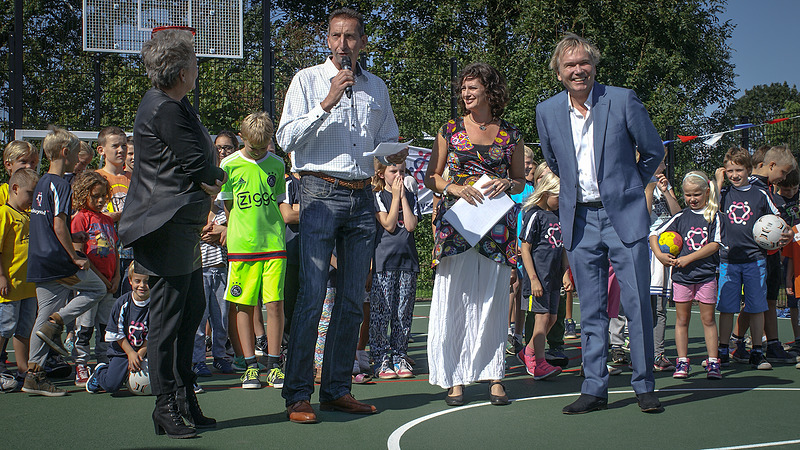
top-left (369, 392), bottom-right (444, 412)
top-left (655, 375), bottom-right (796, 408)
top-left (215, 411), bottom-right (290, 428)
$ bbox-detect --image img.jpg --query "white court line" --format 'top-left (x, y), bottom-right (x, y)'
top-left (387, 387), bottom-right (800, 450)
top-left (700, 439), bottom-right (800, 450)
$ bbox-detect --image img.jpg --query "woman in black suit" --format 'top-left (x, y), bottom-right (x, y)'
top-left (119, 28), bottom-right (225, 439)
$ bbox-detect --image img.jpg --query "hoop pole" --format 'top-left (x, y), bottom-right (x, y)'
top-left (262, 0), bottom-right (273, 119)
top-left (11, 0), bottom-right (24, 132)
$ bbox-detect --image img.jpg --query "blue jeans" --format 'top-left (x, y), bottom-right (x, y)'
top-left (192, 266), bottom-right (229, 362)
top-left (282, 175), bottom-right (375, 406)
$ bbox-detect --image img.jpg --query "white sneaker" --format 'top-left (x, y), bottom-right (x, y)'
top-left (376, 360), bottom-right (397, 379)
top-left (0, 373), bottom-right (19, 392)
top-left (394, 359), bottom-right (414, 378)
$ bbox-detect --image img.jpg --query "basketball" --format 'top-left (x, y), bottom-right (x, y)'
top-left (128, 359), bottom-right (152, 396)
top-left (752, 214), bottom-right (788, 250)
top-left (658, 231), bottom-right (683, 256)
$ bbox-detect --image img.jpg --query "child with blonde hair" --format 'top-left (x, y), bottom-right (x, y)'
top-left (24, 127), bottom-right (107, 396)
top-left (0, 140), bottom-right (39, 206)
top-left (219, 112), bottom-right (291, 389)
top-left (650, 171), bottom-right (723, 379)
top-left (517, 171), bottom-right (571, 380)
top-left (0, 169), bottom-right (39, 390)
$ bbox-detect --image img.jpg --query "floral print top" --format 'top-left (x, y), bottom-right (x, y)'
top-left (432, 117), bottom-right (522, 267)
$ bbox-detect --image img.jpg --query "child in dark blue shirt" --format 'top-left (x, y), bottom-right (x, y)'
top-left (86, 264), bottom-right (149, 394)
top-left (22, 128), bottom-right (107, 397)
top-left (715, 147), bottom-right (790, 370)
top-left (369, 160), bottom-right (420, 379)
top-left (745, 145), bottom-right (797, 364)
top-left (650, 171), bottom-right (722, 379)
top-left (518, 172), bottom-right (570, 381)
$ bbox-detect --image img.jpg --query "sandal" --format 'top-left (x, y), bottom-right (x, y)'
top-left (488, 380), bottom-right (509, 406)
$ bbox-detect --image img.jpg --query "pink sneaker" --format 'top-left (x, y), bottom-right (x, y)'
top-left (75, 363), bottom-right (90, 387)
top-left (533, 360), bottom-right (562, 380)
top-left (517, 348), bottom-right (536, 376)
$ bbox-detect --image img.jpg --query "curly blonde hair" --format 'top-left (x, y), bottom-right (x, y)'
top-left (72, 170), bottom-right (110, 211)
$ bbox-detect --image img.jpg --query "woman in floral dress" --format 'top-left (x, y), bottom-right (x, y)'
top-left (424, 62), bottom-right (525, 406)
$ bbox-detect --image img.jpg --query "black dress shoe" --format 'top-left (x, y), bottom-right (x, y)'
top-left (636, 392), bottom-right (664, 413)
top-left (445, 386), bottom-right (464, 406)
top-left (562, 394), bottom-right (608, 414)
top-left (488, 380), bottom-right (509, 406)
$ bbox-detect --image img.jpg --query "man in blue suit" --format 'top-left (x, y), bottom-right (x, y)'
top-left (536, 33), bottom-right (664, 414)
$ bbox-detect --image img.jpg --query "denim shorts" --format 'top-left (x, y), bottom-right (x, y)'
top-left (0, 297), bottom-right (37, 338)
top-left (717, 260), bottom-right (767, 314)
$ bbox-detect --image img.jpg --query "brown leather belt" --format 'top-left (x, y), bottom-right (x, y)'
top-left (299, 171), bottom-right (371, 190)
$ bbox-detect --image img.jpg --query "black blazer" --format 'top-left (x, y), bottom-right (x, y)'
top-left (119, 88), bottom-right (225, 275)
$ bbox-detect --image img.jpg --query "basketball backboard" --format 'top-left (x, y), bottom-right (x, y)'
top-left (82, 0), bottom-right (243, 59)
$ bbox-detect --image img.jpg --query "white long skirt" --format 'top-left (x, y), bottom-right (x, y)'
top-left (427, 247), bottom-right (512, 389)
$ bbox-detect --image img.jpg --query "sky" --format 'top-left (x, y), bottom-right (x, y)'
top-left (717, 0), bottom-right (800, 102)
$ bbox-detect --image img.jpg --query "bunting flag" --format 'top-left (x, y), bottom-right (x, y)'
top-left (662, 115), bottom-right (800, 147)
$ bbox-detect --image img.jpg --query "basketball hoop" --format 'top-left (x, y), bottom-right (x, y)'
top-left (151, 26), bottom-right (196, 38)
top-left (82, 0), bottom-right (243, 59)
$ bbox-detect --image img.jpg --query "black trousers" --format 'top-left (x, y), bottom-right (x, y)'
top-left (147, 269), bottom-right (205, 396)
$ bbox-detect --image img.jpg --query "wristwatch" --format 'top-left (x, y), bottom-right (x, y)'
top-left (443, 182), bottom-right (453, 197)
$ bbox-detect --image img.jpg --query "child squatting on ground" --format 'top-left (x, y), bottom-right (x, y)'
top-left (86, 264), bottom-right (150, 394)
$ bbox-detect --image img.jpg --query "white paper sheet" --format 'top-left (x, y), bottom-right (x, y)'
top-left (362, 140), bottom-right (413, 157)
top-left (442, 174), bottom-right (515, 247)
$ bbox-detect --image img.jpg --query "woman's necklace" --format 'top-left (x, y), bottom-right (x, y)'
top-left (469, 114), bottom-right (493, 131)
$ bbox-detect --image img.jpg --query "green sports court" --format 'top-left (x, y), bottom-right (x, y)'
top-left (4, 300), bottom-right (800, 449)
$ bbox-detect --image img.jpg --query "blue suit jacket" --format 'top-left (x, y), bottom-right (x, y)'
top-left (536, 82), bottom-right (663, 249)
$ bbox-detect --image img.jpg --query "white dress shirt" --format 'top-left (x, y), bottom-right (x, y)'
top-left (276, 56), bottom-right (400, 180)
top-left (568, 89), bottom-right (600, 202)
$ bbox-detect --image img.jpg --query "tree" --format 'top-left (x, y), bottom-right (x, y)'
top-left (721, 82), bottom-right (800, 122)
top-left (366, 0), bottom-right (736, 145)
top-left (715, 82), bottom-right (800, 154)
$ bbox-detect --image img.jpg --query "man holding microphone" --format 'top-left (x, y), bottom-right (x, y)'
top-left (277, 7), bottom-right (406, 423)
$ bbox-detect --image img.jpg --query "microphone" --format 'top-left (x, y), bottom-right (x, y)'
top-left (341, 56), bottom-right (352, 99)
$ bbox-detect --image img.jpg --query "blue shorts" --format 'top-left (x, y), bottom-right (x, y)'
top-left (717, 260), bottom-right (767, 314)
top-left (0, 297), bottom-right (37, 338)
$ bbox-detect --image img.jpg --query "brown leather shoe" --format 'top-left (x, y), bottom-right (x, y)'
top-left (286, 400), bottom-right (318, 423)
top-left (320, 393), bottom-right (377, 414)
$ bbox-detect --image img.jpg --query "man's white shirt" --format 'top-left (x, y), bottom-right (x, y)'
top-left (568, 89), bottom-right (600, 203)
top-left (277, 57), bottom-right (399, 180)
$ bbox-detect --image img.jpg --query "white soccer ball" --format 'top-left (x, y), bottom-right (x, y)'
top-left (128, 359), bottom-right (152, 396)
top-left (752, 214), bottom-right (788, 250)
